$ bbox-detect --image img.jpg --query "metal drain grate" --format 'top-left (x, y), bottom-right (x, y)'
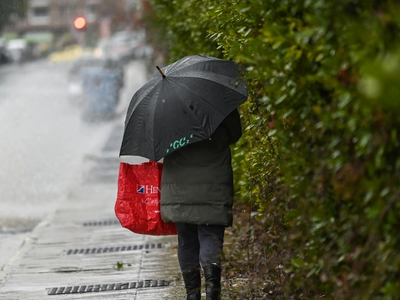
top-left (47, 279), bottom-right (169, 295)
top-left (66, 243), bottom-right (163, 255)
top-left (83, 220), bottom-right (120, 226)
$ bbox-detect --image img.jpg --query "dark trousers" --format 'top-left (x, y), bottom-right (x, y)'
top-left (175, 223), bottom-right (225, 273)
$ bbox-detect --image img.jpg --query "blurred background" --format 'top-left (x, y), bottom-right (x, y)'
top-left (0, 0), bottom-right (158, 233)
top-left (0, 0), bottom-right (156, 65)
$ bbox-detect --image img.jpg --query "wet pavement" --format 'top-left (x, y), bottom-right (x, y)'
top-left (0, 121), bottom-right (185, 299)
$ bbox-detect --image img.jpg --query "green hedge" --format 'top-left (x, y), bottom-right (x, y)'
top-left (146, 1), bottom-right (400, 298)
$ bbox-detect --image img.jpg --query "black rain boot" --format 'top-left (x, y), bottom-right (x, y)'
top-left (182, 269), bottom-right (201, 300)
top-left (203, 263), bottom-right (221, 300)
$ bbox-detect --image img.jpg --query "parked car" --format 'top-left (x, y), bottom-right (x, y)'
top-left (5, 39), bottom-right (28, 63)
top-left (67, 55), bottom-right (124, 105)
top-left (93, 30), bottom-right (145, 63)
top-left (0, 39), bottom-right (11, 64)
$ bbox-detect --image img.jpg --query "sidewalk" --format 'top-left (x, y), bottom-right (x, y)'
top-left (0, 122), bottom-right (185, 299)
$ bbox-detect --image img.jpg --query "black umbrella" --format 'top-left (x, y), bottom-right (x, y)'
top-left (119, 55), bottom-right (248, 161)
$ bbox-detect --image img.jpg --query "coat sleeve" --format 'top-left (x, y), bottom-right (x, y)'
top-left (220, 109), bottom-right (242, 144)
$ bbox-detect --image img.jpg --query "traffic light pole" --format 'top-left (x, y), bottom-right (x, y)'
top-left (73, 17), bottom-right (87, 47)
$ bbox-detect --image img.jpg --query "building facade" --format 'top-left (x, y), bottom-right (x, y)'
top-left (5, 0), bottom-right (144, 49)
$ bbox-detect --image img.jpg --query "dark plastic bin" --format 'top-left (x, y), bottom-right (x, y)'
top-left (81, 68), bottom-right (119, 119)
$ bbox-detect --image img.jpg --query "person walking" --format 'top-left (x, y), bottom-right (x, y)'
top-left (160, 108), bottom-right (242, 300)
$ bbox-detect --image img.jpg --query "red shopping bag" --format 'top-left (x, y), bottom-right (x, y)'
top-left (115, 161), bottom-right (177, 235)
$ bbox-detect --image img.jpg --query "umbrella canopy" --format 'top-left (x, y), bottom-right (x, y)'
top-left (120, 54), bottom-right (248, 161)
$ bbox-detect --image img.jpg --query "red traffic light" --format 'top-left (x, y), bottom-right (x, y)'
top-left (74, 17), bottom-right (86, 30)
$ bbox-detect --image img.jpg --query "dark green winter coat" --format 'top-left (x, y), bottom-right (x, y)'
top-left (160, 109), bottom-right (242, 226)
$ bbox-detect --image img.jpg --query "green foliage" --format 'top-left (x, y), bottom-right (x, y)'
top-left (0, 0), bottom-right (28, 33)
top-left (147, 0), bottom-right (400, 298)
top-left (115, 261), bottom-right (131, 271)
top-left (145, 0), bottom-right (222, 60)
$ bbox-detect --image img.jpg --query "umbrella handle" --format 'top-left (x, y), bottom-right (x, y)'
top-left (156, 66), bottom-right (166, 78)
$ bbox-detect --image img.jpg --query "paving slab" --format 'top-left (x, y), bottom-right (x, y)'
top-left (0, 122), bottom-right (185, 300)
